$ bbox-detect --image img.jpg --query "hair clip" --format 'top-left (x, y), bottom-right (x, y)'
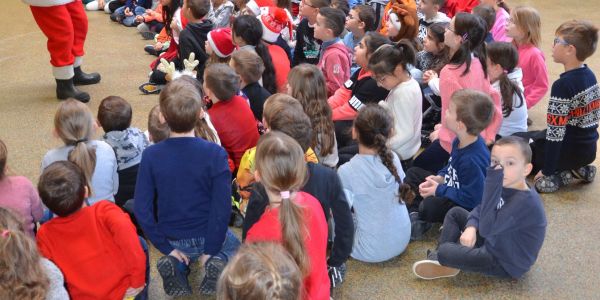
top-left (280, 191), bottom-right (290, 199)
top-left (462, 33), bottom-right (469, 41)
top-left (1, 230), bottom-right (9, 238)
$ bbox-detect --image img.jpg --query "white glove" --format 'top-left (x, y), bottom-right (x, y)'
top-left (182, 52), bottom-right (199, 77)
top-left (157, 58), bottom-right (176, 82)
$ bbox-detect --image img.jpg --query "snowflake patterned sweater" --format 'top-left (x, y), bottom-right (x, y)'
top-left (543, 65), bottom-right (600, 175)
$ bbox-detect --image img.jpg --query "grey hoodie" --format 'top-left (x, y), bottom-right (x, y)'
top-left (103, 127), bottom-right (149, 170)
top-left (337, 153), bottom-right (411, 263)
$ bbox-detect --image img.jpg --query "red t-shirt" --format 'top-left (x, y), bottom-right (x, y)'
top-left (246, 192), bottom-right (330, 300)
top-left (36, 201), bottom-right (146, 300)
top-left (267, 44), bottom-right (291, 93)
top-left (208, 95), bottom-right (260, 168)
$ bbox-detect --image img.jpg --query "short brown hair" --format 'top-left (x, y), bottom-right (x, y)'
top-left (204, 63), bottom-right (241, 101)
top-left (318, 7), bottom-right (346, 37)
top-left (451, 89), bottom-right (495, 136)
top-left (159, 78), bottom-right (203, 133)
top-left (147, 105), bottom-right (170, 143)
top-left (231, 50), bottom-right (265, 84)
top-left (494, 136), bottom-right (532, 164)
top-left (186, 0), bottom-right (210, 19)
top-left (98, 96), bottom-right (132, 132)
top-left (472, 4), bottom-right (496, 32)
top-left (38, 161), bottom-right (87, 217)
top-left (263, 94), bottom-right (313, 152)
top-left (0, 139), bottom-right (6, 180)
top-left (354, 5), bottom-right (377, 32)
top-left (556, 20), bottom-right (599, 61)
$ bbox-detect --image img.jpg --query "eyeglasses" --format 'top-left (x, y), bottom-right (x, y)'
top-left (446, 27), bottom-right (458, 35)
top-left (553, 37), bottom-right (570, 46)
top-left (301, 0), bottom-right (316, 8)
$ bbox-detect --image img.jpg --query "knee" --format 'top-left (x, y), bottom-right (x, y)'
top-left (436, 243), bottom-right (456, 266)
top-left (444, 206), bottom-right (468, 224)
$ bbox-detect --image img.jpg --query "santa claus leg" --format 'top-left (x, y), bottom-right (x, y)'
top-left (67, 0), bottom-right (101, 85)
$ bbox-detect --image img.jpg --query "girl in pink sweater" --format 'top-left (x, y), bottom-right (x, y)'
top-left (480, 0), bottom-right (511, 42)
top-left (506, 6), bottom-right (549, 109)
top-left (0, 140), bottom-right (43, 237)
top-left (413, 13), bottom-right (502, 173)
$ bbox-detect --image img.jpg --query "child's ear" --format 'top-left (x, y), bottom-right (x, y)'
top-left (83, 185), bottom-right (90, 199)
top-left (197, 109), bottom-right (205, 120)
top-left (524, 163), bottom-right (533, 177)
top-left (254, 170), bottom-right (261, 182)
top-left (158, 112), bottom-right (167, 124)
top-left (351, 126), bottom-right (357, 140)
top-left (358, 20), bottom-right (365, 30)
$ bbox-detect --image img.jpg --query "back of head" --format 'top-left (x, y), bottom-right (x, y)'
top-left (451, 12), bottom-right (488, 76)
top-left (331, 0), bottom-right (349, 16)
top-left (486, 42), bottom-right (523, 117)
top-left (318, 7), bottom-right (347, 37)
top-left (159, 77), bottom-right (203, 133)
top-left (368, 40), bottom-right (416, 76)
top-left (98, 96), bottom-right (132, 133)
top-left (38, 161), bottom-right (87, 217)
top-left (556, 19), bottom-right (599, 61)
top-left (54, 99), bottom-right (96, 190)
top-left (186, 0), bottom-right (210, 19)
top-left (312, 0), bottom-right (331, 9)
top-left (204, 63), bottom-right (241, 101)
top-left (254, 132), bottom-right (309, 275)
top-left (231, 49), bottom-right (265, 84)
top-left (217, 242), bottom-right (302, 300)
top-left (494, 136), bottom-right (532, 164)
top-left (0, 139), bottom-right (7, 180)
top-left (232, 15), bottom-right (263, 46)
top-left (148, 105), bottom-right (170, 143)
top-left (354, 5), bottom-right (377, 32)
top-left (472, 4), bottom-right (496, 33)
top-left (263, 94), bottom-right (313, 152)
top-left (362, 31), bottom-right (392, 56)
top-left (451, 89), bottom-right (495, 136)
top-left (511, 6), bottom-right (541, 47)
top-left (0, 208), bottom-right (49, 300)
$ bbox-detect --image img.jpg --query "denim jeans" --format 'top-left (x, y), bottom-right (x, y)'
top-left (135, 237), bottom-right (150, 300)
top-left (113, 5), bottom-right (145, 26)
top-left (167, 229), bottom-right (240, 274)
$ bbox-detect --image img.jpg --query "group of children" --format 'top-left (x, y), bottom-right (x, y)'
top-left (1, 0), bottom-right (600, 298)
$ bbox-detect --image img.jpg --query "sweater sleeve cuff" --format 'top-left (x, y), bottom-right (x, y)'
top-left (466, 219), bottom-right (478, 229)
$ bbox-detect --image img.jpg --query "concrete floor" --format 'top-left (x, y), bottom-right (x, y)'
top-left (1, 0), bottom-right (599, 299)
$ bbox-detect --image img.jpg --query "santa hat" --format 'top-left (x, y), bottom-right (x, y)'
top-left (207, 27), bottom-right (235, 58)
top-left (258, 7), bottom-right (293, 43)
top-left (246, 0), bottom-right (274, 16)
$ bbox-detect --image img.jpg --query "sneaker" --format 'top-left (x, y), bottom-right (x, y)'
top-left (558, 170), bottom-right (576, 186)
top-left (200, 256), bottom-right (226, 295)
top-left (144, 45), bottom-right (160, 56)
top-left (535, 174), bottom-right (561, 193)
top-left (140, 31), bottom-right (156, 40)
top-left (410, 212), bottom-right (432, 241)
top-left (573, 165), bottom-right (596, 183)
top-left (156, 256), bottom-right (192, 297)
top-left (328, 263), bottom-right (346, 288)
top-left (139, 82), bottom-right (162, 95)
top-left (412, 260), bottom-right (460, 280)
top-left (426, 249), bottom-right (438, 260)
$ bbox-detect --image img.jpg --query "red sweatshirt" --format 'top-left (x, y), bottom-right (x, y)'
top-left (318, 41), bottom-right (352, 97)
top-left (246, 192), bottom-right (330, 300)
top-left (36, 201), bottom-right (146, 300)
top-left (268, 44), bottom-right (291, 93)
top-left (208, 95), bottom-right (260, 168)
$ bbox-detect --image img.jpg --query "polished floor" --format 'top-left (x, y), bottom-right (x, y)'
top-left (1, 0), bottom-right (599, 299)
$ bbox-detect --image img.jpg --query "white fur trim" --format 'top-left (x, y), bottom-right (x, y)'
top-left (74, 56), bottom-right (83, 67)
top-left (246, 1), bottom-right (260, 16)
top-left (207, 34), bottom-right (227, 58)
top-left (22, 0), bottom-right (74, 7)
top-left (53, 65), bottom-right (74, 80)
top-left (261, 21), bottom-right (279, 43)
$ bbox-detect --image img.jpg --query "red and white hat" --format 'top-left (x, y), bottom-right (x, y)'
top-left (258, 7), bottom-right (293, 43)
top-left (207, 27), bottom-right (235, 58)
top-left (245, 0), bottom-right (274, 16)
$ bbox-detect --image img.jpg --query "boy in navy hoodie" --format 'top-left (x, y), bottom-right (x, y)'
top-left (412, 136), bottom-right (547, 279)
top-left (405, 89), bottom-right (494, 240)
top-left (134, 78), bottom-right (240, 297)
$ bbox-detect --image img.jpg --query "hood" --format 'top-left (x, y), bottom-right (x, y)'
top-left (186, 20), bottom-right (213, 40)
top-left (103, 128), bottom-right (149, 169)
top-left (323, 42), bottom-right (352, 64)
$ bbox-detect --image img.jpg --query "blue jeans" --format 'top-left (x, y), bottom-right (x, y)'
top-left (135, 237), bottom-right (150, 300)
top-left (113, 5), bottom-right (145, 26)
top-left (167, 229), bottom-right (240, 274)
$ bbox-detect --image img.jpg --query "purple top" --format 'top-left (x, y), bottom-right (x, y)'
top-left (0, 176), bottom-right (43, 236)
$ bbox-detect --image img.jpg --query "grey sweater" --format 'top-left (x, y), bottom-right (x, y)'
top-left (41, 258), bottom-right (69, 300)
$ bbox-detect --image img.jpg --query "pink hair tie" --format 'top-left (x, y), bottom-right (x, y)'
top-left (1, 230), bottom-right (9, 238)
top-left (280, 191), bottom-right (290, 199)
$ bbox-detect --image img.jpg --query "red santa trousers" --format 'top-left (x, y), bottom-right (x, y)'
top-left (30, 0), bottom-right (88, 79)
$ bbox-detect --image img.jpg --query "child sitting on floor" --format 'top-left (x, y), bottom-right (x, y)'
top-left (37, 161), bottom-right (147, 299)
top-left (98, 96), bottom-right (149, 207)
top-left (405, 89), bottom-right (495, 240)
top-left (343, 5), bottom-right (377, 75)
top-left (479, 0), bottom-right (510, 42)
top-left (206, 27), bottom-right (236, 66)
top-left (417, 0), bottom-right (450, 43)
top-left (413, 136), bottom-right (547, 280)
top-left (230, 49), bottom-right (271, 122)
top-left (207, 0), bottom-right (235, 28)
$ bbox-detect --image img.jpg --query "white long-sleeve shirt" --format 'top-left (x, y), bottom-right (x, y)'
top-left (379, 78), bottom-right (422, 160)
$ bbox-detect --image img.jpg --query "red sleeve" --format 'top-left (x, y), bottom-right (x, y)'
top-left (322, 54), bottom-right (349, 97)
top-left (100, 202), bottom-right (146, 288)
top-left (36, 228), bottom-right (52, 260)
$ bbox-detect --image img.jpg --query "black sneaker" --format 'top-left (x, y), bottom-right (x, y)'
top-left (200, 256), bottom-right (226, 295)
top-left (535, 174), bottom-right (561, 193)
top-left (156, 255), bottom-right (192, 297)
top-left (573, 165), bottom-right (596, 183)
top-left (410, 212), bottom-right (432, 241)
top-left (328, 263), bottom-right (346, 288)
top-left (140, 31), bottom-right (156, 40)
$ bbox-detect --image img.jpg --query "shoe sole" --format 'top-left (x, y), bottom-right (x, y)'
top-left (535, 179), bottom-right (560, 193)
top-left (156, 256), bottom-right (192, 297)
top-left (412, 260), bottom-right (460, 280)
top-left (139, 83), bottom-right (162, 95)
top-left (200, 257), bottom-right (225, 295)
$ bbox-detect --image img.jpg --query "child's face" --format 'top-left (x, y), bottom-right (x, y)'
top-left (423, 31), bottom-right (442, 54)
top-left (345, 9), bottom-right (362, 32)
top-left (182, 0), bottom-right (193, 20)
top-left (491, 144), bottom-right (532, 190)
top-left (485, 57), bottom-right (503, 83)
top-left (205, 40), bottom-right (214, 56)
top-left (314, 13), bottom-right (332, 40)
top-left (444, 18), bottom-right (462, 51)
top-left (506, 15), bottom-right (525, 42)
top-left (354, 38), bottom-right (369, 68)
top-left (551, 35), bottom-right (575, 64)
top-left (299, 0), bottom-right (318, 20)
top-left (386, 18), bottom-right (400, 39)
top-left (160, 0), bottom-right (172, 6)
top-left (419, 0), bottom-right (437, 18)
top-left (373, 65), bottom-right (404, 90)
top-left (444, 100), bottom-right (462, 134)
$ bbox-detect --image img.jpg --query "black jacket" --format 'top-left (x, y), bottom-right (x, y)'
top-left (177, 20), bottom-right (213, 80)
top-left (292, 18), bottom-right (320, 66)
top-left (242, 82), bottom-right (271, 121)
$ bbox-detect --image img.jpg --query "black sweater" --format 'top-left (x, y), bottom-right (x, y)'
top-left (177, 20), bottom-right (213, 80)
top-left (242, 162), bottom-right (354, 267)
top-left (292, 18), bottom-right (321, 66)
top-left (242, 82), bottom-right (271, 121)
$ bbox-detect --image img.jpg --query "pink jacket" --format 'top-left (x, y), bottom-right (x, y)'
top-left (491, 8), bottom-right (511, 42)
top-left (517, 43), bottom-right (549, 108)
top-left (439, 59), bottom-right (503, 153)
top-left (318, 42), bottom-right (352, 97)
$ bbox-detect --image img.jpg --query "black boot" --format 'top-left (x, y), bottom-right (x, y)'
top-left (73, 66), bottom-right (101, 85)
top-left (56, 78), bottom-right (90, 103)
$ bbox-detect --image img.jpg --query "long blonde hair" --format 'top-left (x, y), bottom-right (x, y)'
top-left (0, 208), bottom-right (49, 300)
top-left (254, 132), bottom-right (309, 276)
top-left (54, 99), bottom-right (96, 194)
top-left (287, 64), bottom-right (335, 156)
top-left (510, 6), bottom-right (541, 47)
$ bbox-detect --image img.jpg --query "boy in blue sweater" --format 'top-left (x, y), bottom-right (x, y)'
top-left (134, 78), bottom-right (240, 296)
top-left (405, 89), bottom-right (494, 240)
top-left (412, 136), bottom-right (547, 279)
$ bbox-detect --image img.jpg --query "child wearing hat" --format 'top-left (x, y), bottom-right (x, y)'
top-left (206, 27), bottom-right (236, 65)
top-left (258, 7), bottom-right (293, 93)
top-left (384, 0), bottom-right (419, 42)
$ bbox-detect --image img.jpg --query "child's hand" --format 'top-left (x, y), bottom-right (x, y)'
top-left (98, 0), bottom-right (105, 7)
top-left (460, 226), bottom-right (477, 248)
top-left (154, 42), bottom-right (163, 51)
top-left (145, 8), bottom-right (152, 13)
top-left (434, 123), bottom-right (442, 131)
top-left (419, 177), bottom-right (439, 198)
top-left (534, 170), bottom-right (544, 182)
top-left (169, 249), bottom-right (190, 265)
top-left (124, 7), bottom-right (133, 17)
top-left (429, 175), bottom-right (444, 184)
top-left (429, 128), bottom-right (439, 142)
top-left (135, 15), bottom-right (144, 22)
top-left (422, 70), bottom-right (438, 84)
top-left (123, 286), bottom-right (145, 299)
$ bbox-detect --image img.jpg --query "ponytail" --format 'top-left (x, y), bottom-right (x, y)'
top-left (449, 13), bottom-right (488, 77)
top-left (368, 39), bottom-right (416, 76)
top-left (195, 118), bottom-right (219, 143)
top-left (373, 134), bottom-right (415, 205)
top-left (68, 141), bottom-right (96, 194)
top-left (279, 192), bottom-right (310, 276)
top-left (255, 43), bottom-right (278, 94)
top-left (497, 72), bottom-right (524, 117)
top-left (486, 42), bottom-right (524, 117)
